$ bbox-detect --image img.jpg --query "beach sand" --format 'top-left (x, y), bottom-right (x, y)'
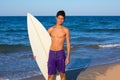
top-left (23, 62), bottom-right (120, 80)
top-left (77, 62), bottom-right (120, 80)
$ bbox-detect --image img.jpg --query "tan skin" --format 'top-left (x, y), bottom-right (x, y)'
top-left (48, 15), bottom-right (71, 80)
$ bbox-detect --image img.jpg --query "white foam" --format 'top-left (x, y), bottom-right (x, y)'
top-left (99, 44), bottom-right (120, 48)
top-left (0, 78), bottom-right (9, 80)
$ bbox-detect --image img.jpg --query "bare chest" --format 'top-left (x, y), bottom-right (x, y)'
top-left (50, 29), bottom-right (66, 38)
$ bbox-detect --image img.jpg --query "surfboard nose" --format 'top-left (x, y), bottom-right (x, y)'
top-left (27, 13), bottom-right (32, 17)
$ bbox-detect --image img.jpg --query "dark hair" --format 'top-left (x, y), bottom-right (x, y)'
top-left (56, 10), bottom-right (65, 18)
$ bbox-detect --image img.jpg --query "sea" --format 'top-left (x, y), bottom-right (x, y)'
top-left (0, 16), bottom-right (120, 80)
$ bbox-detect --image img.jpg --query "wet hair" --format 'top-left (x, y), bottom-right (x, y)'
top-left (56, 10), bottom-right (65, 18)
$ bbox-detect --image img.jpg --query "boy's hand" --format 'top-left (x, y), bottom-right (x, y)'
top-left (33, 55), bottom-right (36, 59)
top-left (65, 56), bottom-right (70, 65)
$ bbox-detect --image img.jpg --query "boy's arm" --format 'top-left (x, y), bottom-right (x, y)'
top-left (48, 27), bottom-right (53, 35)
top-left (65, 29), bottom-right (71, 65)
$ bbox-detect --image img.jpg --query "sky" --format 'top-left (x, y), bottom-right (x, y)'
top-left (0, 0), bottom-right (120, 16)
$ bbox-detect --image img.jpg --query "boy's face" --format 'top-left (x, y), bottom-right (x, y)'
top-left (56, 15), bottom-right (64, 25)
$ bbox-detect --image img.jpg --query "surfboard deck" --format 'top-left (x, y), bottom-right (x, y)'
top-left (27, 13), bottom-right (60, 80)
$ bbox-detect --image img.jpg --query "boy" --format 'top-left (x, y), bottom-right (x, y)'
top-left (48, 10), bottom-right (71, 80)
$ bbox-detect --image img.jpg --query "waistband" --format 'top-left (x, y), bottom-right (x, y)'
top-left (50, 49), bottom-right (64, 52)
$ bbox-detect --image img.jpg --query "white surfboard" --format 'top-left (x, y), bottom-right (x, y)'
top-left (27, 13), bottom-right (60, 80)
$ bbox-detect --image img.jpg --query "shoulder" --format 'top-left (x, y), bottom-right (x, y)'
top-left (63, 26), bottom-right (70, 33)
top-left (48, 26), bottom-right (54, 31)
top-left (48, 26), bottom-right (55, 33)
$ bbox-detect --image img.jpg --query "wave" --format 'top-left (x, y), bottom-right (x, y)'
top-left (0, 29), bottom-right (27, 32)
top-left (0, 44), bottom-right (31, 53)
top-left (86, 44), bottom-right (120, 49)
top-left (0, 70), bottom-right (40, 80)
top-left (1, 28), bottom-right (120, 33)
top-left (99, 44), bottom-right (120, 48)
top-left (71, 43), bottom-right (120, 49)
top-left (83, 29), bottom-right (120, 32)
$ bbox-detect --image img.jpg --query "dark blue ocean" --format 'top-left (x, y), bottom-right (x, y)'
top-left (0, 16), bottom-right (120, 80)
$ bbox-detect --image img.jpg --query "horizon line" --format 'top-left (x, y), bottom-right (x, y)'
top-left (0, 15), bottom-right (120, 17)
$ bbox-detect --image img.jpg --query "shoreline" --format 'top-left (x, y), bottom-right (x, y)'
top-left (22, 61), bottom-right (120, 80)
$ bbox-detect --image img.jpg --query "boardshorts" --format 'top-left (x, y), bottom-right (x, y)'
top-left (48, 49), bottom-right (66, 75)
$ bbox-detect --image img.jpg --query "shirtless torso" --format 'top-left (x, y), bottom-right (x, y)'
top-left (48, 26), bottom-right (68, 51)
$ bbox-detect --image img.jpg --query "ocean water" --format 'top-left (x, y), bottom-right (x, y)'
top-left (0, 16), bottom-right (120, 80)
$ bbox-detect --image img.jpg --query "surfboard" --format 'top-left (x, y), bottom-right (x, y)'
top-left (27, 13), bottom-right (60, 80)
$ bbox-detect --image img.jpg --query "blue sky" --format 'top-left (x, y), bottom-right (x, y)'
top-left (0, 0), bottom-right (120, 16)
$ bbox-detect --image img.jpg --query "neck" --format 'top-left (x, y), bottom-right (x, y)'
top-left (56, 24), bottom-right (62, 28)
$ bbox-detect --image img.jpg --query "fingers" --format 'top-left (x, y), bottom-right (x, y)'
top-left (33, 55), bottom-right (36, 59)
